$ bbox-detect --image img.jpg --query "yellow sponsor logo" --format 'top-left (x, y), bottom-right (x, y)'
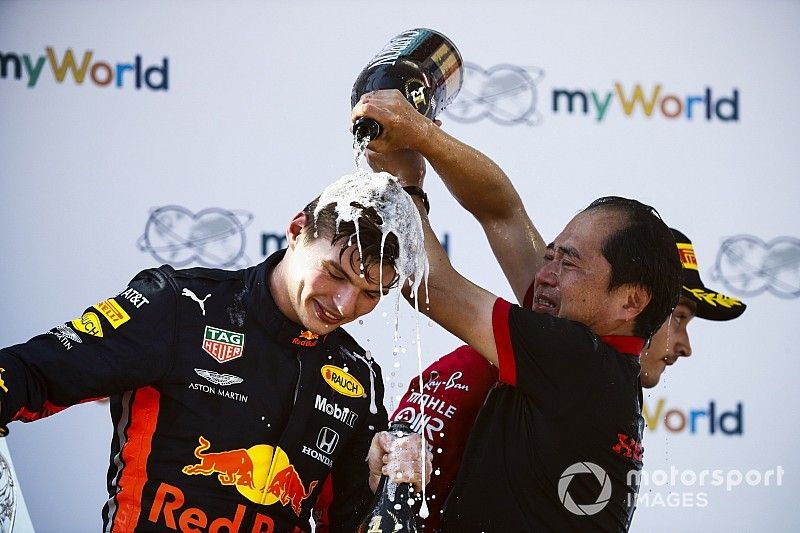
top-left (93, 299), bottom-right (130, 329)
top-left (0, 368), bottom-right (8, 393)
top-left (683, 287), bottom-right (743, 309)
top-left (321, 365), bottom-right (364, 398)
top-left (71, 311), bottom-right (104, 337)
top-left (676, 242), bottom-right (699, 271)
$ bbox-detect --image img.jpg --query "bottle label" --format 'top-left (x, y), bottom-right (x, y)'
top-left (367, 29), bottom-right (424, 68)
top-left (405, 78), bottom-right (430, 114)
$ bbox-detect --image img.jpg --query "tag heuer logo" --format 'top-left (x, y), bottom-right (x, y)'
top-left (202, 326), bottom-right (245, 363)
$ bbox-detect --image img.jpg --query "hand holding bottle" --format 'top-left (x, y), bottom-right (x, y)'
top-left (367, 424), bottom-right (432, 494)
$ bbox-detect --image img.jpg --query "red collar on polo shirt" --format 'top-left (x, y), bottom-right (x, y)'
top-left (600, 335), bottom-right (645, 356)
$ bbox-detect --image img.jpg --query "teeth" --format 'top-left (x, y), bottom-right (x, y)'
top-left (536, 297), bottom-right (555, 308)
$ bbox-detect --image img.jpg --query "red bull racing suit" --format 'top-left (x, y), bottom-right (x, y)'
top-left (0, 250), bottom-right (387, 532)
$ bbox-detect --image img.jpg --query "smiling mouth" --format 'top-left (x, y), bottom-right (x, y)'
top-left (314, 301), bottom-right (342, 325)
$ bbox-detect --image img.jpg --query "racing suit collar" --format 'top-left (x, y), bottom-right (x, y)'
top-left (246, 249), bottom-right (326, 350)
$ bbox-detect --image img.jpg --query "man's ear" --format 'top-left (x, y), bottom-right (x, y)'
top-left (286, 212), bottom-right (309, 249)
top-left (620, 284), bottom-right (652, 322)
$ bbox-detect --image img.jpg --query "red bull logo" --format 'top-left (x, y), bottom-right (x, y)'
top-left (182, 436), bottom-right (254, 488)
top-left (148, 482), bottom-right (279, 532)
top-left (292, 329), bottom-right (319, 347)
top-left (266, 464), bottom-right (318, 516)
top-left (182, 437), bottom-right (317, 517)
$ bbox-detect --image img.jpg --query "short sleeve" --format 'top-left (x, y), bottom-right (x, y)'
top-left (491, 298), bottom-right (604, 407)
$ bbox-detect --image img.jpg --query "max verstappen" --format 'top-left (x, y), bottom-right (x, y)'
top-left (0, 178), bottom-right (428, 532)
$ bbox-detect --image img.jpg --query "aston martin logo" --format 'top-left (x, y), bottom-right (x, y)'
top-left (194, 368), bottom-right (244, 386)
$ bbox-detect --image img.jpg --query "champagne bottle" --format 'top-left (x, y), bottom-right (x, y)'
top-left (351, 28), bottom-right (463, 144)
top-left (357, 420), bottom-right (420, 533)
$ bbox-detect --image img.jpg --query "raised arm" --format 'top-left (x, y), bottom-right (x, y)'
top-left (360, 145), bottom-right (500, 366)
top-left (352, 89), bottom-right (546, 304)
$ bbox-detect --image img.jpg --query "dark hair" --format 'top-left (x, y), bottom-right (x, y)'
top-left (584, 196), bottom-right (681, 338)
top-left (302, 198), bottom-right (401, 289)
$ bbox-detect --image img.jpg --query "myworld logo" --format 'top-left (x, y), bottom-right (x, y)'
top-left (442, 63), bottom-right (740, 125)
top-left (552, 83), bottom-right (738, 122)
top-left (643, 398), bottom-right (743, 435)
top-left (1, 47), bottom-right (169, 90)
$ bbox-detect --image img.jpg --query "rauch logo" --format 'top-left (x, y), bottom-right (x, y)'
top-left (552, 83), bottom-right (738, 122)
top-left (643, 398), bottom-right (743, 435)
top-left (1, 47), bottom-right (168, 90)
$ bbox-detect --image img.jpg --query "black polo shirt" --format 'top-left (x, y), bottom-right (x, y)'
top-left (442, 298), bottom-right (645, 532)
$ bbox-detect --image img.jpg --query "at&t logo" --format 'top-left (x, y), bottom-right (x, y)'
top-left (558, 462), bottom-right (612, 516)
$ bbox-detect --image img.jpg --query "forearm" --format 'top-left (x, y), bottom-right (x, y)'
top-left (403, 196), bottom-right (499, 366)
top-left (409, 123), bottom-right (526, 225)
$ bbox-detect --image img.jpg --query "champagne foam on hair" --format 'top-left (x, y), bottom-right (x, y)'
top-left (314, 170), bottom-right (428, 294)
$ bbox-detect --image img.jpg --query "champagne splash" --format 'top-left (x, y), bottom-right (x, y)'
top-left (315, 170), bottom-right (431, 522)
top-left (313, 170), bottom-right (428, 296)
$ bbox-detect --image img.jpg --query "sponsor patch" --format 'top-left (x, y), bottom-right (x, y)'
top-left (93, 299), bottom-right (130, 329)
top-left (0, 368), bottom-right (8, 393)
top-left (677, 242), bottom-right (699, 271)
top-left (119, 286), bottom-right (151, 308)
top-left (71, 311), bottom-right (103, 337)
top-left (194, 368), bottom-right (244, 386)
top-left (321, 365), bottom-right (364, 398)
top-left (314, 394), bottom-right (358, 427)
top-left (181, 437), bottom-right (317, 516)
top-left (202, 326), bottom-right (245, 363)
top-left (48, 324), bottom-right (83, 351)
top-left (292, 329), bottom-right (319, 347)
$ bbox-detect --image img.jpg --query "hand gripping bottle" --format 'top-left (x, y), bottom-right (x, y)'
top-left (351, 28), bottom-right (463, 144)
top-left (357, 420), bottom-right (420, 533)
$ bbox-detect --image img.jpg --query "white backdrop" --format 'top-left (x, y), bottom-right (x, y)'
top-left (1, 1), bottom-right (798, 531)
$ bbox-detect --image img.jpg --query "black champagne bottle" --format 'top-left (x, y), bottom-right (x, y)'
top-left (351, 28), bottom-right (463, 144)
top-left (357, 420), bottom-right (420, 533)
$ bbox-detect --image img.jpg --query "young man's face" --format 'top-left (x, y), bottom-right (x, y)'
top-left (530, 209), bottom-right (636, 336)
top-left (284, 233), bottom-right (395, 334)
top-left (640, 297), bottom-right (696, 388)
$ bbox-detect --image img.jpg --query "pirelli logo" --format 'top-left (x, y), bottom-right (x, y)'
top-left (676, 243), bottom-right (699, 271)
top-left (93, 299), bottom-right (130, 329)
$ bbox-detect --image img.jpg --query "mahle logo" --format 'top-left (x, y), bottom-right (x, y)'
top-left (202, 326), bottom-right (245, 363)
top-left (1, 47), bottom-right (168, 90)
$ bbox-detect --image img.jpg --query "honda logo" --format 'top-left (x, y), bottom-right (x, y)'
top-left (316, 427), bottom-right (339, 455)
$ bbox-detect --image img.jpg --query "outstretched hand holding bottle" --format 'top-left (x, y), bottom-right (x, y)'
top-left (361, 421), bottom-right (432, 532)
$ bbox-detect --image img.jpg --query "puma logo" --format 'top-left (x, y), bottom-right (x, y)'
top-left (182, 288), bottom-right (211, 316)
